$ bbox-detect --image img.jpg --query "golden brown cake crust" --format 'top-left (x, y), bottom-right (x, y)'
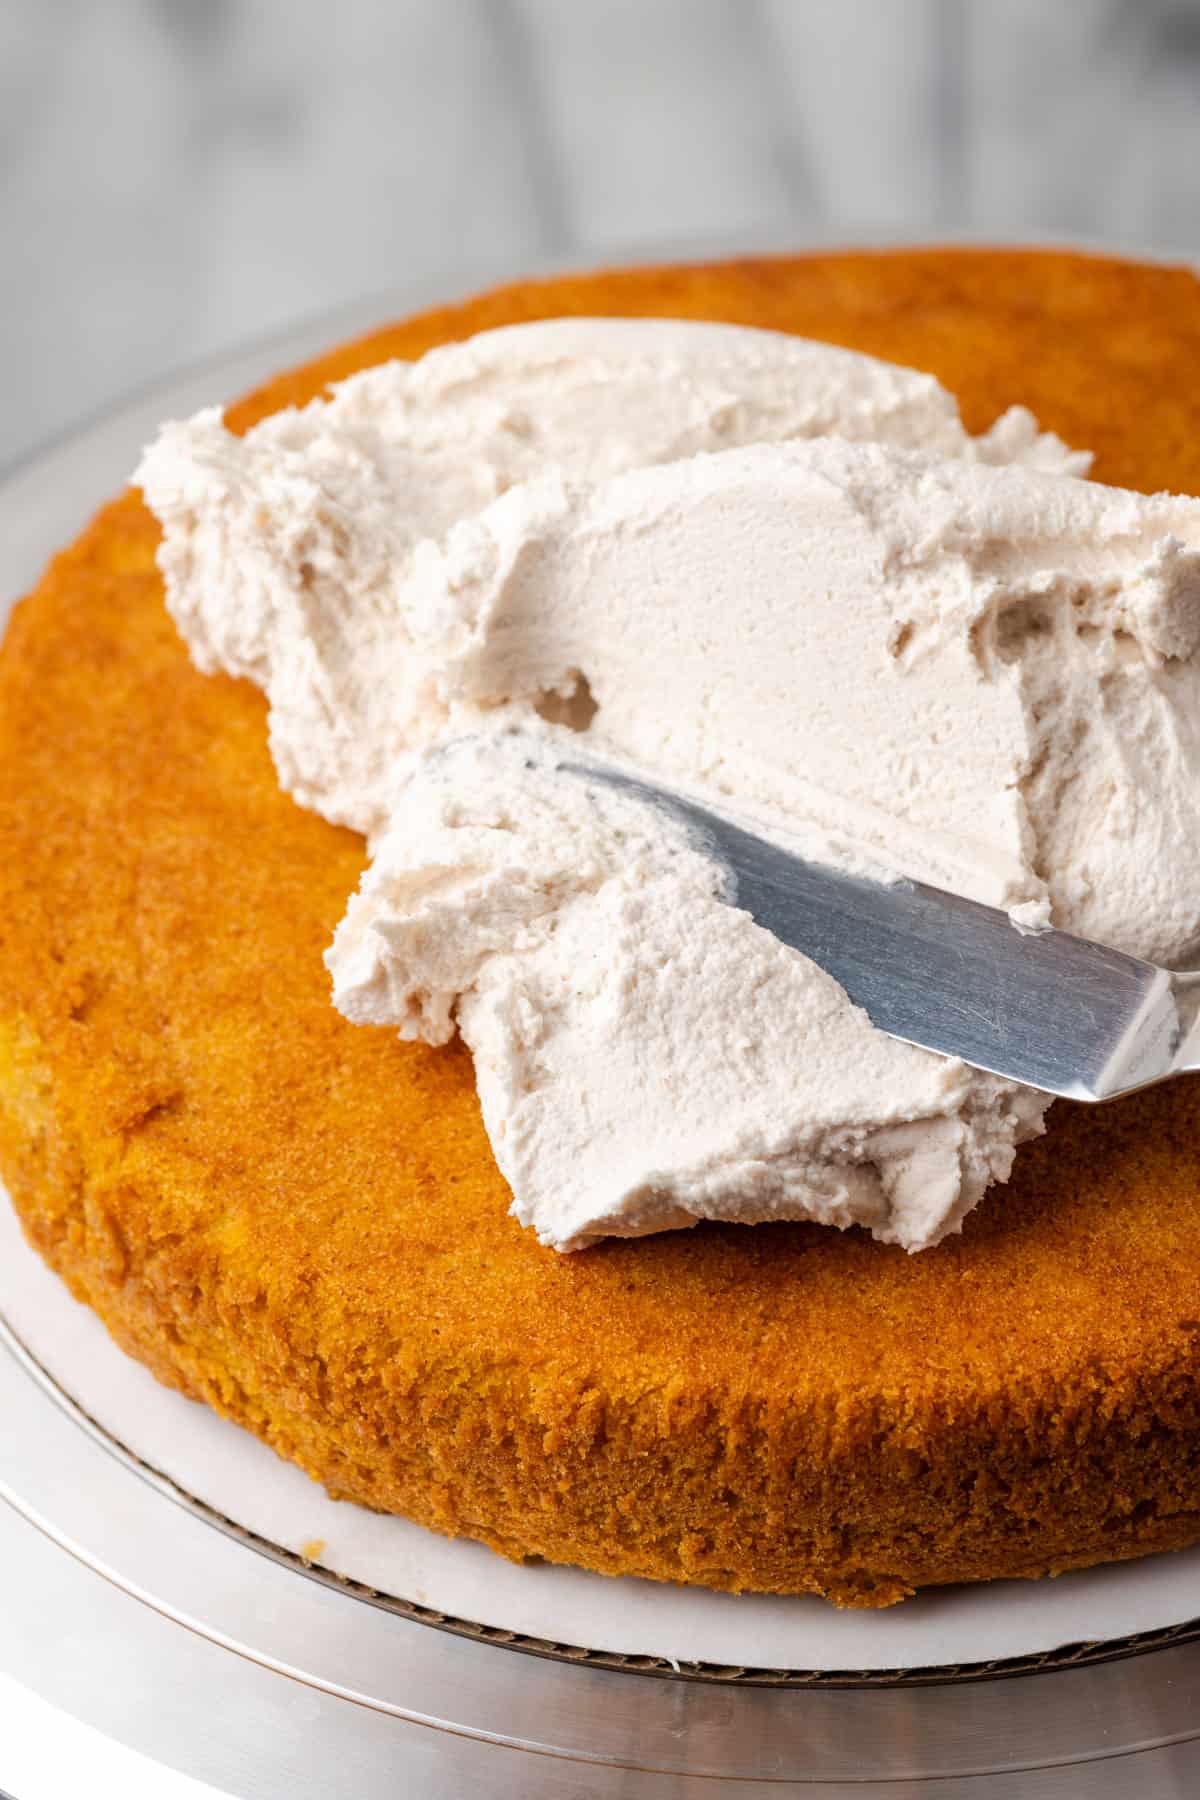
top-left (4, 248), bottom-right (1200, 1608)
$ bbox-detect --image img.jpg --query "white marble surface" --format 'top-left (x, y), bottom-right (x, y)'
top-left (2, 1), bottom-right (1199, 463)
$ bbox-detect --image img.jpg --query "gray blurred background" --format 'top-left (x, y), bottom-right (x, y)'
top-left (4, 0), bottom-right (1200, 467)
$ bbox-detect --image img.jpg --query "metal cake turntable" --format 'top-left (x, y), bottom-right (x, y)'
top-left (3, 271), bottom-right (1200, 1797)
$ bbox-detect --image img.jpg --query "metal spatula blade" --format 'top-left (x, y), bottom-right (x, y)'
top-left (572, 762), bottom-right (1200, 1101)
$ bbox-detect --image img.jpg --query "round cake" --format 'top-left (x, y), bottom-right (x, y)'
top-left (3, 248), bottom-right (1200, 1609)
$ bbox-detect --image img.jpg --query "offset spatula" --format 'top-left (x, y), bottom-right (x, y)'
top-left (571, 762), bottom-right (1200, 1101)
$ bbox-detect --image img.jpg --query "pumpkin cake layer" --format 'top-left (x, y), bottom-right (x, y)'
top-left (3, 248), bottom-right (1200, 1609)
